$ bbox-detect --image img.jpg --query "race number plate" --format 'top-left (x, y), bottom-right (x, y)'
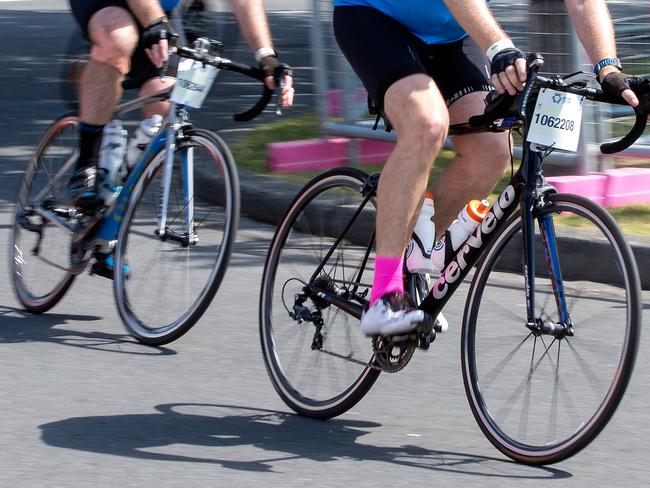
top-left (170, 58), bottom-right (219, 109)
top-left (527, 88), bottom-right (584, 152)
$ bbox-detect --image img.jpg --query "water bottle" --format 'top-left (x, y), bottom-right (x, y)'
top-left (99, 119), bottom-right (127, 192)
top-left (431, 199), bottom-right (490, 272)
top-left (405, 192), bottom-right (436, 273)
top-left (126, 114), bottom-right (163, 170)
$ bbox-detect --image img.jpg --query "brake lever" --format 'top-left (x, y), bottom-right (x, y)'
top-left (160, 52), bottom-right (172, 81)
top-left (275, 81), bottom-right (284, 116)
top-left (160, 34), bottom-right (179, 81)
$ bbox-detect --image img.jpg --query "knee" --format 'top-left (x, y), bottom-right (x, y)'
top-left (88, 7), bottom-right (138, 75)
top-left (400, 112), bottom-right (449, 164)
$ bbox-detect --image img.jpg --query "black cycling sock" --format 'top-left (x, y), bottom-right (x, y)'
top-left (76, 122), bottom-right (104, 171)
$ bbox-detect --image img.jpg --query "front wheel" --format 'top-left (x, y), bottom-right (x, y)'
top-left (260, 167), bottom-right (380, 419)
top-left (114, 129), bottom-right (239, 345)
top-left (462, 193), bottom-right (641, 464)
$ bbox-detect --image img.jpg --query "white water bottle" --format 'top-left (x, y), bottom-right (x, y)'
top-left (126, 114), bottom-right (163, 169)
top-left (405, 192), bottom-right (436, 274)
top-left (431, 199), bottom-right (490, 272)
top-left (99, 119), bottom-right (127, 191)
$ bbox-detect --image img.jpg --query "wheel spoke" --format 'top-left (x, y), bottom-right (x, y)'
top-left (260, 170), bottom-right (379, 418)
top-left (114, 131), bottom-right (237, 345)
top-left (464, 194), bottom-right (640, 463)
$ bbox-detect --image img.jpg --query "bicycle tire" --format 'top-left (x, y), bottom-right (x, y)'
top-left (260, 167), bottom-right (381, 420)
top-left (462, 192), bottom-right (641, 464)
top-left (11, 113), bottom-right (79, 313)
top-left (113, 128), bottom-right (239, 345)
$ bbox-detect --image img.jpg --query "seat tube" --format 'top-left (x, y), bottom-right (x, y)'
top-left (158, 103), bottom-right (177, 236)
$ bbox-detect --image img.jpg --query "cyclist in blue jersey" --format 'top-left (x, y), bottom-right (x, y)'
top-left (332, 0), bottom-right (644, 336)
top-left (67, 0), bottom-right (294, 212)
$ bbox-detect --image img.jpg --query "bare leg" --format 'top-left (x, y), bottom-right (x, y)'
top-left (79, 60), bottom-right (123, 125)
top-left (70, 7), bottom-right (139, 210)
top-left (431, 91), bottom-right (511, 237)
top-left (80, 7), bottom-right (139, 125)
top-left (138, 77), bottom-right (175, 119)
top-left (361, 73), bottom-right (447, 333)
top-left (377, 74), bottom-right (449, 257)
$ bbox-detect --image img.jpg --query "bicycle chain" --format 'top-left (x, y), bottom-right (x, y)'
top-left (316, 348), bottom-right (385, 372)
top-left (316, 347), bottom-right (413, 373)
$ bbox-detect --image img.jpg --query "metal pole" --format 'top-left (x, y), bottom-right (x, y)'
top-left (309, 0), bottom-right (330, 134)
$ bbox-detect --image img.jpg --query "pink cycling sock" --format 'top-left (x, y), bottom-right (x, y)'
top-left (370, 255), bottom-right (404, 304)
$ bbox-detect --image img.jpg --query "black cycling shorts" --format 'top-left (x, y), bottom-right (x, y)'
top-left (333, 6), bottom-right (492, 109)
top-left (69, 0), bottom-right (180, 90)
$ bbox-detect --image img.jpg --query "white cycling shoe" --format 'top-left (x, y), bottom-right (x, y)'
top-left (360, 292), bottom-right (426, 336)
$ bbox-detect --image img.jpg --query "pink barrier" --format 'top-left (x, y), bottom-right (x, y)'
top-left (268, 138), bottom-right (650, 207)
top-left (327, 89), bottom-right (369, 117)
top-left (267, 138), bottom-right (347, 173)
top-left (327, 90), bottom-right (342, 118)
top-left (267, 137), bottom-right (396, 172)
top-left (357, 139), bottom-right (395, 164)
top-left (546, 174), bottom-right (608, 205)
top-left (547, 168), bottom-right (650, 207)
top-left (603, 167), bottom-right (650, 207)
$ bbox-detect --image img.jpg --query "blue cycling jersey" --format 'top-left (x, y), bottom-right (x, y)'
top-left (333, 0), bottom-right (490, 44)
top-left (160, 0), bottom-right (182, 11)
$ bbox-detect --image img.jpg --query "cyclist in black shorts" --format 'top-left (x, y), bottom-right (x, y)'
top-left (67, 0), bottom-right (294, 211)
top-left (333, 0), bottom-right (643, 336)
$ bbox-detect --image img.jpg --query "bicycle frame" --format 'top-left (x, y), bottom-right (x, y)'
top-left (93, 87), bottom-right (198, 249)
top-left (307, 72), bottom-right (586, 330)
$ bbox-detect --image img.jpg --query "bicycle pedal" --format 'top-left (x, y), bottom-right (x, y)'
top-left (90, 255), bottom-right (129, 281)
top-left (90, 260), bottom-right (115, 280)
top-left (415, 315), bottom-right (437, 350)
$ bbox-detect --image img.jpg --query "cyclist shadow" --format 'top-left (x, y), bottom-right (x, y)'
top-left (0, 306), bottom-right (175, 356)
top-left (39, 403), bottom-right (571, 479)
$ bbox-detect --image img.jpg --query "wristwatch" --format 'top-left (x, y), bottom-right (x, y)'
top-left (593, 57), bottom-right (622, 75)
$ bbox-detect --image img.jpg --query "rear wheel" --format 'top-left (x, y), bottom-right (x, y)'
top-left (11, 114), bottom-right (79, 313)
top-left (462, 193), bottom-right (641, 464)
top-left (259, 168), bottom-right (380, 419)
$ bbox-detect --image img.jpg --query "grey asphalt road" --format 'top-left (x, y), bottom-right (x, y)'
top-left (1, 3), bottom-right (650, 488)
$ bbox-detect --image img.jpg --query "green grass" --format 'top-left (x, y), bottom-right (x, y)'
top-left (230, 113), bottom-right (650, 236)
top-left (560, 204), bottom-right (650, 236)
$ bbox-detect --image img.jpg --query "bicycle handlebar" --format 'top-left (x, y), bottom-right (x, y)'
top-left (176, 42), bottom-right (274, 122)
top-left (469, 53), bottom-right (650, 154)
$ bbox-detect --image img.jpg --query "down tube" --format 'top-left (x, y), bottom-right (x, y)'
top-left (94, 130), bottom-right (168, 243)
top-left (418, 182), bottom-right (522, 316)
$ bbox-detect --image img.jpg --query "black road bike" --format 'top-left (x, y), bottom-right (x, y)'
top-left (259, 56), bottom-right (648, 464)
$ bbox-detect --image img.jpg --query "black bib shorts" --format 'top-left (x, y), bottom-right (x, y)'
top-left (333, 5), bottom-right (492, 110)
top-left (69, 0), bottom-right (181, 90)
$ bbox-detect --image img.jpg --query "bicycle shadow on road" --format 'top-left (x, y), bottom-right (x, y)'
top-left (0, 306), bottom-right (175, 356)
top-left (39, 402), bottom-right (571, 479)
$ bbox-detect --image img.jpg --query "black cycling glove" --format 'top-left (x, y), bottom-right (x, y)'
top-left (490, 47), bottom-right (527, 76)
top-left (601, 72), bottom-right (650, 113)
top-left (600, 71), bottom-right (632, 97)
top-left (259, 54), bottom-right (293, 85)
top-left (141, 18), bottom-right (175, 50)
